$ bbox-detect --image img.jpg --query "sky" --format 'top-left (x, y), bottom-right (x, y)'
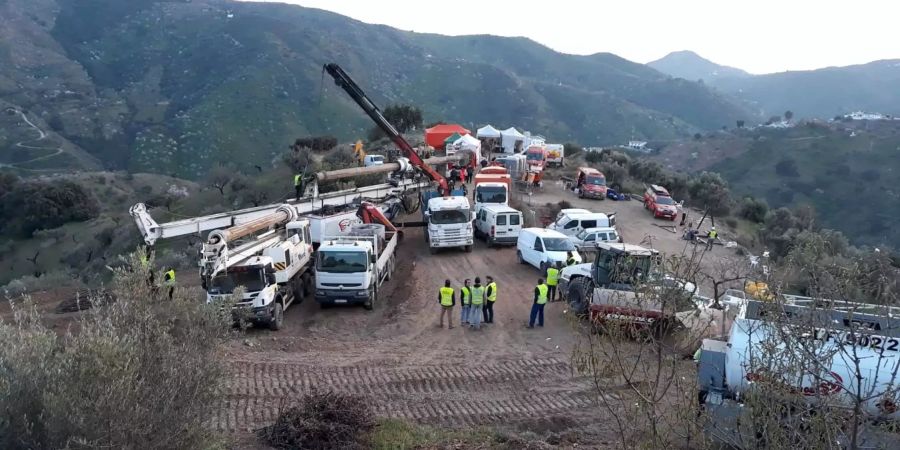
top-left (241, 0), bottom-right (899, 74)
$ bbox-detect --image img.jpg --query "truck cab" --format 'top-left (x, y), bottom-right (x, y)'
top-left (315, 239), bottom-right (377, 307)
top-left (424, 195), bottom-right (473, 253)
top-left (525, 145), bottom-right (548, 168)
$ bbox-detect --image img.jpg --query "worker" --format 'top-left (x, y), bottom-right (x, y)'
top-left (163, 268), bottom-right (176, 300)
top-left (294, 173), bottom-right (303, 200)
top-left (680, 210), bottom-right (688, 227)
top-left (706, 227), bottom-right (718, 251)
top-left (483, 276), bottom-right (497, 324)
top-left (466, 164), bottom-right (474, 184)
top-left (566, 251), bottom-right (577, 267)
top-left (459, 166), bottom-right (467, 184)
top-left (527, 278), bottom-right (549, 328)
top-left (438, 279), bottom-right (455, 329)
top-left (449, 166), bottom-right (460, 185)
top-left (546, 262), bottom-right (561, 302)
top-left (469, 277), bottom-right (485, 330)
top-left (460, 279), bottom-right (472, 325)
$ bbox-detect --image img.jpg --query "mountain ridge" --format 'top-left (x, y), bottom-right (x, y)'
top-left (648, 50), bottom-right (751, 81)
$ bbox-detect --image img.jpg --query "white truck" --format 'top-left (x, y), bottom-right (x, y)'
top-left (315, 224), bottom-right (398, 310)
top-left (699, 298), bottom-right (900, 447)
top-left (201, 211), bottom-right (315, 330)
top-left (546, 143), bottom-right (565, 167)
top-left (424, 195), bottom-right (474, 253)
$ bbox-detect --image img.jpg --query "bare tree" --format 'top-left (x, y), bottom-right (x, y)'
top-left (205, 164), bottom-right (233, 196)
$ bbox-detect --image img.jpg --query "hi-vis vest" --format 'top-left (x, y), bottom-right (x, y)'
top-left (546, 267), bottom-right (559, 286)
top-left (439, 286), bottom-right (454, 306)
top-left (294, 174), bottom-right (302, 186)
top-left (471, 286), bottom-right (485, 305)
top-left (460, 286), bottom-right (471, 305)
top-left (566, 257), bottom-right (576, 266)
top-left (164, 270), bottom-right (176, 286)
top-left (536, 284), bottom-right (549, 305)
top-left (486, 282), bottom-right (497, 302)
top-left (708, 230), bottom-right (718, 239)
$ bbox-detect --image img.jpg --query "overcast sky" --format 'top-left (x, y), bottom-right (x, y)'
top-left (242, 0), bottom-right (898, 74)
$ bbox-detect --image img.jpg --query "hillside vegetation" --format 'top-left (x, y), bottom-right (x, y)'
top-left (0, 0), bottom-right (751, 178)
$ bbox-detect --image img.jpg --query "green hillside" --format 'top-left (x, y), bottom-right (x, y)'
top-left (0, 0), bottom-right (752, 178)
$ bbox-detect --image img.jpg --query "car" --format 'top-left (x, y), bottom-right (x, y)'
top-left (643, 184), bottom-right (678, 220)
top-left (568, 227), bottom-right (620, 251)
top-left (516, 228), bottom-right (582, 272)
top-left (547, 212), bottom-right (615, 237)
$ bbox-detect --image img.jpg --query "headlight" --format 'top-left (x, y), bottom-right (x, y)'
top-left (316, 290), bottom-right (325, 296)
top-left (356, 290), bottom-right (370, 297)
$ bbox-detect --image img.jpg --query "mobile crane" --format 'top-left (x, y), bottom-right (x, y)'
top-left (323, 63), bottom-right (474, 253)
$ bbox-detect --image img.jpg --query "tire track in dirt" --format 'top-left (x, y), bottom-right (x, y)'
top-left (214, 358), bottom-right (613, 431)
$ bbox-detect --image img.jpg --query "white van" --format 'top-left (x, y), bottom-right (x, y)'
top-left (516, 228), bottom-right (582, 272)
top-left (555, 208), bottom-right (591, 221)
top-left (548, 212), bottom-right (615, 237)
top-left (568, 227), bottom-right (620, 250)
top-left (475, 204), bottom-right (523, 246)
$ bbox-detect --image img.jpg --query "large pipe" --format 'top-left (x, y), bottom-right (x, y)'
top-left (207, 205), bottom-right (296, 245)
top-left (314, 155), bottom-right (465, 182)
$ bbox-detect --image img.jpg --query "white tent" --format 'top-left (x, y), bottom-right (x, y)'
top-left (449, 134), bottom-right (482, 166)
top-left (500, 127), bottom-right (525, 153)
top-left (476, 124), bottom-right (501, 139)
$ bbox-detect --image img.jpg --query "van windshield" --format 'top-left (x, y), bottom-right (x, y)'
top-left (543, 238), bottom-right (575, 251)
top-left (586, 175), bottom-right (606, 185)
top-left (475, 185), bottom-right (507, 204)
top-left (430, 210), bottom-right (470, 224)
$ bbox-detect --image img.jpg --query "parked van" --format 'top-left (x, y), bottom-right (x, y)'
top-left (548, 212), bottom-right (615, 237)
top-left (516, 228), bottom-right (582, 272)
top-left (568, 227), bottom-right (620, 251)
top-left (475, 204), bottom-right (523, 246)
top-left (555, 208), bottom-right (591, 221)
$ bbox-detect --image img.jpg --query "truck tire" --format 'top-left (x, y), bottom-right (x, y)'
top-left (291, 276), bottom-right (304, 302)
top-left (385, 257), bottom-right (394, 281)
top-left (301, 272), bottom-right (313, 298)
top-left (364, 287), bottom-right (377, 311)
top-left (568, 278), bottom-right (591, 316)
top-left (269, 302), bottom-right (284, 331)
top-left (517, 250), bottom-right (525, 264)
top-left (465, 245), bottom-right (473, 253)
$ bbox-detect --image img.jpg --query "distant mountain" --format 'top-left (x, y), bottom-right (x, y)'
top-left (712, 60), bottom-right (900, 119)
top-left (648, 50), bottom-right (750, 82)
top-left (0, 0), bottom-right (752, 178)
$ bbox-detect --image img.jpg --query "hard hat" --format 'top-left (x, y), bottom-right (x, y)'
top-left (711, 227), bottom-right (716, 230)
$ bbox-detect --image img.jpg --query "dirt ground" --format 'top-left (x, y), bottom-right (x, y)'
top-left (3, 179), bottom-right (743, 447)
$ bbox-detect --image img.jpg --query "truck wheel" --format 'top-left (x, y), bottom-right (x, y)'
top-left (301, 273), bottom-right (313, 298)
top-left (292, 276), bottom-right (304, 301)
top-left (568, 278), bottom-right (591, 316)
top-left (364, 288), bottom-right (377, 311)
top-left (385, 257), bottom-right (394, 281)
top-left (269, 302), bottom-right (284, 331)
top-left (465, 245), bottom-right (473, 253)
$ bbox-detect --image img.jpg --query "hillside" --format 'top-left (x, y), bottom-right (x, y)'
top-left (0, 0), bottom-right (753, 179)
top-left (650, 120), bottom-right (900, 248)
top-left (648, 50), bottom-right (750, 82)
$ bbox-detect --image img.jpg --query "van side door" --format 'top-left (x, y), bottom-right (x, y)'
top-left (528, 235), bottom-right (544, 265)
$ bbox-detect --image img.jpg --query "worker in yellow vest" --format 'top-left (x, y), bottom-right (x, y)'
top-left (546, 261), bottom-right (561, 302)
top-left (706, 227), bottom-right (718, 251)
top-left (163, 268), bottom-right (176, 300)
top-left (460, 279), bottom-right (472, 325)
top-left (438, 279), bottom-right (456, 329)
top-left (527, 278), bottom-right (549, 328)
top-left (483, 276), bottom-right (497, 324)
top-left (566, 251), bottom-right (577, 266)
top-left (469, 277), bottom-right (485, 330)
top-left (294, 173), bottom-right (303, 200)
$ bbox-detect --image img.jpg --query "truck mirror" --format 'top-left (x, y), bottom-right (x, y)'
top-left (266, 274), bottom-right (277, 285)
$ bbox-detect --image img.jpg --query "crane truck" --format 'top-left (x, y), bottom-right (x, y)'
top-left (323, 63), bottom-right (474, 253)
top-left (699, 298), bottom-right (900, 448)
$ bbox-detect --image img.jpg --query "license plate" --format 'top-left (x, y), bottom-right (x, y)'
top-left (707, 391), bottom-right (723, 405)
top-left (334, 299), bottom-right (347, 304)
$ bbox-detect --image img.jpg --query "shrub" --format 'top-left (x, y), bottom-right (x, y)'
top-left (725, 217), bottom-right (738, 228)
top-left (688, 172), bottom-right (731, 216)
top-left (0, 180), bottom-right (100, 236)
top-left (0, 253), bottom-right (231, 449)
top-left (739, 197), bottom-right (769, 223)
top-left (563, 142), bottom-right (583, 157)
top-left (322, 145), bottom-right (358, 170)
top-left (259, 391), bottom-right (376, 450)
top-left (584, 151), bottom-right (602, 164)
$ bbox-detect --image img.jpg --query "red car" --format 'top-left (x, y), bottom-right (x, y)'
top-left (644, 184), bottom-right (678, 220)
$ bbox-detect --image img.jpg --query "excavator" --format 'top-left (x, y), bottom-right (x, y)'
top-left (323, 63), bottom-right (474, 252)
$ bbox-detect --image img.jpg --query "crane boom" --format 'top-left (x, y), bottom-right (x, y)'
top-left (323, 63), bottom-right (451, 196)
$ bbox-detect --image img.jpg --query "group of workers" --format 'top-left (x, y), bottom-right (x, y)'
top-left (448, 164), bottom-right (474, 186)
top-left (139, 249), bottom-right (177, 299)
top-left (437, 252), bottom-right (578, 330)
top-left (438, 276), bottom-right (497, 330)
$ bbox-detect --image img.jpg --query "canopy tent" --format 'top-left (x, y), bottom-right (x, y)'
top-left (425, 124), bottom-right (471, 149)
top-left (448, 134), bottom-right (482, 167)
top-left (443, 132), bottom-right (463, 148)
top-left (500, 127), bottom-right (525, 153)
top-left (476, 124), bottom-right (501, 139)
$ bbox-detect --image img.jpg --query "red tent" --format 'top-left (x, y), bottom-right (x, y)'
top-left (424, 124), bottom-right (471, 149)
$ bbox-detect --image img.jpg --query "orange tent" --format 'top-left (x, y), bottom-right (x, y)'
top-left (424, 124), bottom-right (471, 149)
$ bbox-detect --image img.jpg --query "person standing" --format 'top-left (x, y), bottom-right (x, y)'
top-left (483, 276), bottom-right (497, 324)
top-left (459, 279), bottom-right (472, 325)
top-left (566, 251), bottom-right (577, 267)
top-left (294, 173), bottom-right (303, 200)
top-left (438, 280), bottom-right (455, 329)
top-left (527, 278), bottom-right (549, 328)
top-left (546, 262), bottom-right (561, 302)
top-left (469, 278), bottom-right (485, 330)
top-left (164, 268), bottom-right (176, 300)
top-left (706, 227), bottom-right (718, 251)
top-left (466, 164), bottom-right (475, 184)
